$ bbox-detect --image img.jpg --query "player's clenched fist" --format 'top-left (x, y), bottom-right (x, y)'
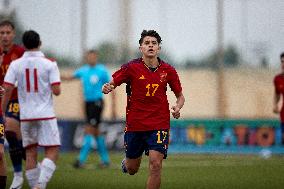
top-left (102, 83), bottom-right (115, 94)
top-left (171, 105), bottom-right (181, 119)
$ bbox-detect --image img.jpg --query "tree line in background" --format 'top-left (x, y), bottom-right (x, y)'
top-left (183, 45), bottom-right (240, 69)
top-left (1, 13), bottom-right (267, 69)
top-left (18, 39), bottom-right (243, 69)
top-left (42, 40), bottom-right (244, 69)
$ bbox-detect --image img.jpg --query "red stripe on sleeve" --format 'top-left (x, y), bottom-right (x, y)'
top-left (3, 82), bottom-right (15, 87)
top-left (51, 82), bottom-right (61, 86)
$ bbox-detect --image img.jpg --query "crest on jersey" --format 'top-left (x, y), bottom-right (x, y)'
top-left (139, 75), bottom-right (145, 79)
top-left (160, 72), bottom-right (167, 82)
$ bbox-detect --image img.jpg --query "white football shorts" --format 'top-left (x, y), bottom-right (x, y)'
top-left (21, 119), bottom-right (61, 147)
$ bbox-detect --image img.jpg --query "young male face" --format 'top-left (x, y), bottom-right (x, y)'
top-left (139, 36), bottom-right (160, 58)
top-left (86, 52), bottom-right (97, 66)
top-left (0, 25), bottom-right (15, 49)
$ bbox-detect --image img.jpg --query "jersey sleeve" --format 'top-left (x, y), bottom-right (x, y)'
top-left (4, 61), bottom-right (17, 86)
top-left (168, 67), bottom-right (182, 95)
top-left (49, 62), bottom-right (61, 85)
top-left (112, 63), bottom-right (130, 86)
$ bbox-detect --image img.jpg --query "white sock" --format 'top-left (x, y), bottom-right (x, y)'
top-left (14, 171), bottom-right (23, 177)
top-left (37, 158), bottom-right (56, 188)
top-left (25, 164), bottom-right (40, 188)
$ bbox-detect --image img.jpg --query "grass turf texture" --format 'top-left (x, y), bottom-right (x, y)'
top-left (5, 152), bottom-right (284, 189)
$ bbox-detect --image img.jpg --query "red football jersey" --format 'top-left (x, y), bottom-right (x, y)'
top-left (0, 44), bottom-right (25, 100)
top-left (113, 58), bottom-right (182, 131)
top-left (274, 73), bottom-right (284, 122)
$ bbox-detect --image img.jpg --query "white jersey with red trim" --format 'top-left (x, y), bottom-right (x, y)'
top-left (4, 51), bottom-right (60, 121)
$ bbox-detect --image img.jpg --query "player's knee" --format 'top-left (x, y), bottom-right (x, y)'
top-left (127, 165), bottom-right (139, 175)
top-left (93, 128), bottom-right (100, 136)
top-left (5, 131), bottom-right (21, 151)
top-left (0, 150), bottom-right (4, 161)
top-left (149, 160), bottom-right (162, 173)
top-left (0, 145), bottom-right (5, 165)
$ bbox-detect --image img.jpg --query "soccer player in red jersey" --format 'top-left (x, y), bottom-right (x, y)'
top-left (273, 52), bottom-right (284, 144)
top-left (0, 20), bottom-right (25, 189)
top-left (102, 30), bottom-right (185, 189)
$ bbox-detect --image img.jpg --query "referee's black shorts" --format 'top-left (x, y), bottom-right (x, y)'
top-left (85, 99), bottom-right (104, 127)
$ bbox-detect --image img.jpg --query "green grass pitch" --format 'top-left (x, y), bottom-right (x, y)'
top-left (5, 152), bottom-right (284, 189)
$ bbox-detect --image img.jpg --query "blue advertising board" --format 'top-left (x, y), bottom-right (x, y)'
top-left (57, 119), bottom-right (284, 154)
top-left (169, 119), bottom-right (284, 154)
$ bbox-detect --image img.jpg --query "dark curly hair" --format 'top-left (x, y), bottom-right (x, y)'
top-left (281, 52), bottom-right (284, 59)
top-left (139, 30), bottom-right (162, 45)
top-left (22, 30), bottom-right (40, 49)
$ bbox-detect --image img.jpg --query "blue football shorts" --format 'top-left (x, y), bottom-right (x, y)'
top-left (281, 123), bottom-right (284, 133)
top-left (5, 99), bottom-right (20, 121)
top-left (124, 129), bottom-right (169, 159)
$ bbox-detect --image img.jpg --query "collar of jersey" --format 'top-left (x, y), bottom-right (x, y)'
top-left (23, 51), bottom-right (44, 58)
top-left (142, 57), bottom-right (161, 72)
